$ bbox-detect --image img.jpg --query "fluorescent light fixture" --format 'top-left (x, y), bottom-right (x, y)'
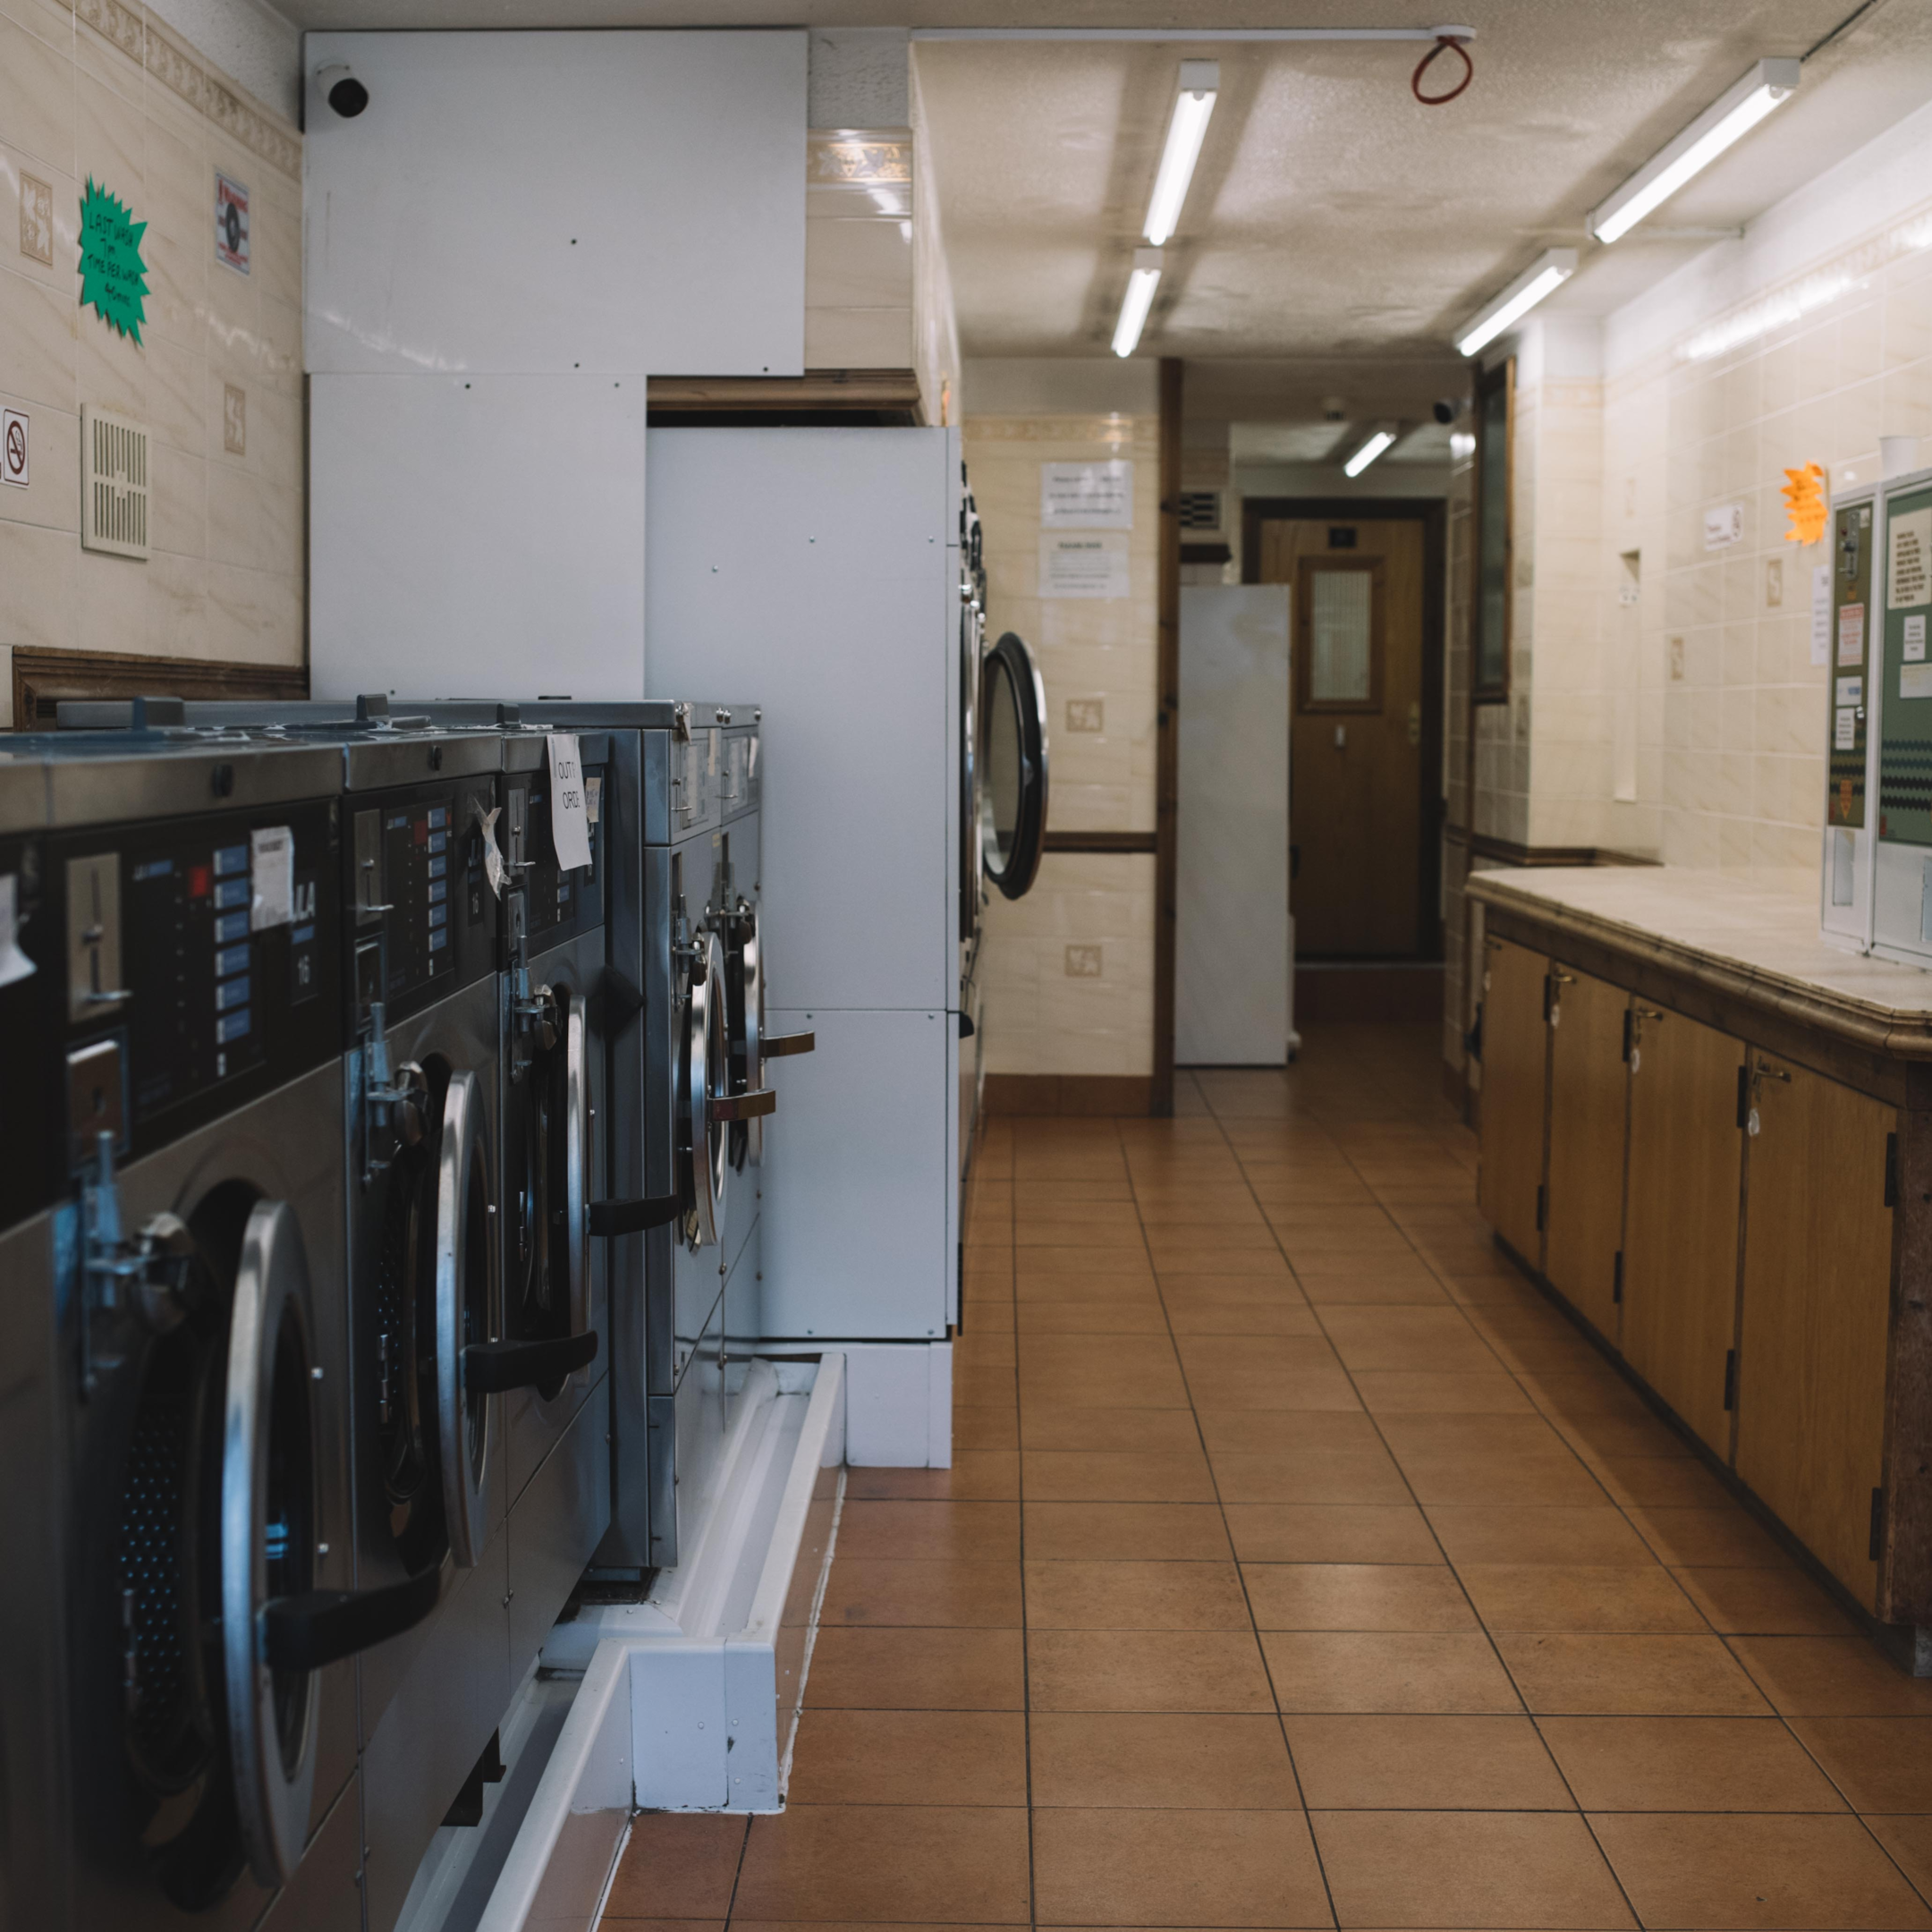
top-left (1113, 248), bottom-right (1164, 358)
top-left (1455, 248), bottom-right (1578, 358)
top-left (1343, 426), bottom-right (1398, 478)
top-left (1589, 58), bottom-right (1800, 244)
top-left (1144, 61), bottom-right (1218, 245)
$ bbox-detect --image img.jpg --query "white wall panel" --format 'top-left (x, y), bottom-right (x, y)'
top-left (309, 374), bottom-right (647, 701)
top-left (303, 31), bottom-right (806, 377)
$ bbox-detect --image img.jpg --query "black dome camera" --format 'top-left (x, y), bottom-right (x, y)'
top-left (1432, 397), bottom-right (1463, 426)
top-left (319, 65), bottom-right (369, 117)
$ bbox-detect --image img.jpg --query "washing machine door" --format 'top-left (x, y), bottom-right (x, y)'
top-left (435, 1068), bottom-right (496, 1565)
top-left (723, 903), bottom-right (804, 1173)
top-left (678, 928), bottom-right (733, 1248)
top-left (959, 567), bottom-right (984, 946)
top-left (980, 630), bottom-right (1049, 901)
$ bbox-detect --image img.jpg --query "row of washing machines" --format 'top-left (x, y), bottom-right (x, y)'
top-left (0, 695), bottom-right (804, 1932)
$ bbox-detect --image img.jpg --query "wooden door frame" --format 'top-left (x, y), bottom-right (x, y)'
top-left (1152, 357), bottom-right (1182, 1118)
top-left (1241, 495), bottom-right (1447, 961)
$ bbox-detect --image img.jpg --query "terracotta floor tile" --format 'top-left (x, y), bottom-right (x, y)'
top-left (843, 1453), bottom-right (1021, 1501)
top-left (1028, 1627), bottom-right (1275, 1712)
top-left (1394, 1449), bottom-right (1608, 1508)
top-left (1187, 1353), bottom-right (1363, 1413)
top-left (1379, 1411), bottom-right (1578, 1459)
top-left (1164, 1299), bottom-right (1326, 1336)
top-left (1224, 1504), bottom-right (1444, 1566)
top-left (1019, 1406), bottom-right (1204, 1453)
top-left (1244, 1563), bottom-right (1477, 1631)
top-left (603, 1814), bottom-right (747, 1919)
top-left (1726, 1636), bottom-right (1932, 1716)
top-left (960, 1299), bottom-right (1016, 1334)
top-left (955, 1331), bottom-right (1018, 1369)
top-left (1295, 1272), bottom-right (1453, 1305)
top-left (787, 1709), bottom-right (1029, 1806)
top-left (1352, 1370), bottom-right (1536, 1414)
top-left (1539, 1715), bottom-right (1848, 1810)
top-left (1015, 1216), bottom-right (1148, 1248)
top-left (835, 1500), bottom-right (1020, 1563)
top-left (1023, 1559), bottom-right (1252, 1631)
top-left (1017, 1249), bottom-right (1157, 1281)
top-left (954, 1363), bottom-right (1019, 1406)
top-left (1021, 1359), bottom-right (1191, 1409)
top-left (1673, 1565), bottom-right (1860, 1637)
top-left (821, 1559), bottom-right (1022, 1628)
top-left (1014, 1273), bottom-right (1163, 1305)
top-left (1262, 1630), bottom-right (1523, 1713)
top-left (1624, 1506), bottom-right (1795, 1569)
top-left (804, 1627), bottom-right (1025, 1709)
top-left (1210, 1446), bottom-right (1413, 1506)
top-left (1197, 1408), bottom-right (1385, 1453)
top-left (1021, 1449), bottom-right (1216, 1503)
top-left (1024, 1502), bottom-right (1233, 1562)
top-left (1152, 1253), bottom-right (1296, 1280)
top-left (1589, 1812), bottom-right (1932, 1929)
top-left (1788, 1716), bottom-right (1932, 1810)
top-left (1014, 1301), bottom-right (1174, 1335)
top-left (1869, 1815), bottom-right (1932, 1896)
top-left (1426, 1505), bottom-right (1658, 1568)
top-left (1497, 1633), bottom-right (1773, 1715)
top-left (954, 1405), bottom-right (1021, 1451)
top-left (1014, 1179), bottom-right (1135, 1206)
top-left (1029, 1711), bottom-right (1301, 1809)
top-left (1285, 1713), bottom-right (1572, 1809)
top-left (1587, 1453), bottom-right (1730, 1509)
top-left (1554, 1412), bottom-right (1696, 1462)
top-left (1311, 1809), bottom-right (1634, 1928)
top-left (1032, 1807), bottom-right (1330, 1928)
top-left (733, 1805), bottom-right (1030, 1924)
top-left (1455, 1563), bottom-right (1707, 1634)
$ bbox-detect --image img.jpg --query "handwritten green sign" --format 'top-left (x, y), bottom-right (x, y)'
top-left (79, 179), bottom-right (148, 344)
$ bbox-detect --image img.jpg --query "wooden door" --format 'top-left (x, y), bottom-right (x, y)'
top-left (1258, 516), bottom-right (1425, 956)
top-left (1545, 967), bottom-right (1630, 1344)
top-left (1477, 936), bottom-right (1547, 1268)
top-left (1736, 1058), bottom-right (1894, 1607)
top-left (1622, 1005), bottom-right (1744, 1457)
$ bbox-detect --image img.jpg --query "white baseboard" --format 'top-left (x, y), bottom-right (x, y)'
top-left (842, 1339), bottom-right (953, 1467)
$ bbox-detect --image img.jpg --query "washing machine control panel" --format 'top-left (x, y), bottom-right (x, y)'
top-left (504, 758), bottom-right (606, 955)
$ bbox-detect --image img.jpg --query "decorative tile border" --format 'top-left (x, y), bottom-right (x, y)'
top-left (808, 129), bottom-right (911, 185)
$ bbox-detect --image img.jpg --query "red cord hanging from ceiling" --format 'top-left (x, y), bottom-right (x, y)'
top-left (1411, 34), bottom-right (1474, 105)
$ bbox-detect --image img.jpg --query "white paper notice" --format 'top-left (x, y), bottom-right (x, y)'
top-left (1835, 708), bottom-right (1857, 748)
top-left (0, 875), bottom-right (33, 987)
top-left (1040, 461), bottom-right (1133, 530)
top-left (249, 826), bottom-right (294, 931)
top-left (1837, 676), bottom-right (1864, 708)
top-left (1811, 564), bottom-right (1832, 666)
top-left (1889, 506), bottom-right (1932, 609)
top-left (1903, 664), bottom-right (1932, 701)
top-left (547, 733), bottom-right (593, 871)
top-left (1703, 503), bottom-right (1743, 550)
top-left (1039, 532), bottom-right (1130, 599)
top-left (1908, 614), bottom-right (1928, 663)
top-left (1839, 603), bottom-right (1866, 667)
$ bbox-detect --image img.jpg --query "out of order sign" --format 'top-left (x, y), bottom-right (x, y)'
top-left (547, 733), bottom-right (593, 870)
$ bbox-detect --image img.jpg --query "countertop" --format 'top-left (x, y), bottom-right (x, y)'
top-left (1468, 864), bottom-right (1932, 1055)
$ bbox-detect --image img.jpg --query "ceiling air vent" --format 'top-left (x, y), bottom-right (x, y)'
top-left (81, 405), bottom-right (149, 560)
top-left (1178, 490), bottom-right (1223, 532)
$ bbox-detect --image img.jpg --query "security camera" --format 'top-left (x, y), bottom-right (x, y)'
top-left (318, 64), bottom-right (369, 117)
top-left (1432, 397), bottom-right (1465, 426)
top-left (1321, 395), bottom-right (1348, 423)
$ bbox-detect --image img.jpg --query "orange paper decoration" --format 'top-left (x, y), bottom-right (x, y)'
top-left (1783, 462), bottom-right (1828, 545)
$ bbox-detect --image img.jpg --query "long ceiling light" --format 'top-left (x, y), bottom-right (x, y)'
top-left (1344, 426), bottom-right (1398, 478)
top-left (1455, 248), bottom-right (1578, 358)
top-left (1113, 248), bottom-right (1164, 357)
top-left (1144, 61), bottom-right (1219, 246)
top-left (1589, 59), bottom-right (1800, 244)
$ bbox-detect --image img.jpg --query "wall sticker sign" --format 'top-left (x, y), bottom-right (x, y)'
top-left (19, 174), bottom-right (53, 267)
top-left (2, 410), bottom-right (27, 489)
top-left (79, 180), bottom-right (148, 343)
top-left (1039, 532), bottom-right (1131, 599)
top-left (216, 173), bottom-right (249, 275)
top-left (1041, 460), bottom-right (1134, 530)
top-left (1703, 502), bottom-right (1744, 550)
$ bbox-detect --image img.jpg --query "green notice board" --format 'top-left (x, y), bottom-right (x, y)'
top-left (1829, 498), bottom-right (1873, 832)
top-left (1880, 479), bottom-right (1932, 843)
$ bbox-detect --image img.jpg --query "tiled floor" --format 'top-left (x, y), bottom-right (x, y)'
top-left (604, 1022), bottom-right (1932, 1929)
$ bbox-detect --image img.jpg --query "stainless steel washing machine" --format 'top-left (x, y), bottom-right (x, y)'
top-left (20, 733), bottom-right (379, 1932)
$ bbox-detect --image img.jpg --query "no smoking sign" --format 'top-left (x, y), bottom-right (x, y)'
top-left (1, 410), bottom-right (26, 488)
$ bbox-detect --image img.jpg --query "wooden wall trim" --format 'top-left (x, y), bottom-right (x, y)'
top-left (1043, 830), bottom-right (1157, 854)
top-left (1447, 826), bottom-right (1660, 869)
top-left (646, 369), bottom-right (923, 422)
top-left (1153, 356), bottom-right (1183, 1119)
top-left (983, 1074), bottom-right (1152, 1117)
top-left (12, 648), bottom-right (307, 728)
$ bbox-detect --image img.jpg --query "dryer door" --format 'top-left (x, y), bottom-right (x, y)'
top-left (678, 928), bottom-right (744, 1249)
top-left (980, 630), bottom-right (1049, 902)
top-left (959, 565), bottom-right (984, 946)
top-left (435, 1068), bottom-right (496, 1565)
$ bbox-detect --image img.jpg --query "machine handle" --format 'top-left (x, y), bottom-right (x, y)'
top-left (462, 1329), bottom-right (598, 1394)
top-left (586, 1193), bottom-right (682, 1237)
top-left (259, 1563), bottom-right (442, 1671)
top-left (762, 1031), bottom-right (816, 1059)
top-left (958, 1011), bottom-right (975, 1039)
top-left (712, 1089), bottom-right (776, 1123)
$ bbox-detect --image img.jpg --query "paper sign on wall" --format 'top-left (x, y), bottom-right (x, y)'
top-left (1907, 614), bottom-right (1928, 663)
top-left (1903, 664), bottom-right (1932, 700)
top-left (1890, 507), bottom-right (1932, 609)
top-left (2, 409), bottom-right (26, 489)
top-left (1041, 461), bottom-right (1133, 530)
top-left (1839, 603), bottom-right (1866, 667)
top-left (1836, 708), bottom-right (1858, 747)
top-left (547, 733), bottom-right (593, 870)
top-left (1811, 564), bottom-right (1832, 665)
top-left (216, 173), bottom-right (249, 275)
top-left (1039, 531), bottom-right (1130, 599)
top-left (1703, 502), bottom-right (1743, 550)
top-left (250, 826), bottom-right (294, 930)
top-left (1837, 677), bottom-right (1864, 708)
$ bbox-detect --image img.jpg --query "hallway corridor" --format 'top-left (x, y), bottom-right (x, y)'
top-left (606, 1023), bottom-right (1932, 1929)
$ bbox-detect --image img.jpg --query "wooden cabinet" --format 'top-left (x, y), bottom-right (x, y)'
top-left (1477, 936), bottom-right (1548, 1267)
top-left (1736, 1058), bottom-right (1894, 1608)
top-left (1622, 1004), bottom-right (1744, 1458)
top-left (1544, 968), bottom-right (1631, 1344)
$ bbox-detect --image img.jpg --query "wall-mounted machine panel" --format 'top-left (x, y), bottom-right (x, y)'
top-left (303, 31), bottom-right (807, 378)
top-left (1824, 486), bottom-right (1877, 951)
top-left (1876, 467), bottom-right (1932, 964)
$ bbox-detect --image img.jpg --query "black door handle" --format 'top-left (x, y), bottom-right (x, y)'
top-left (958, 1011), bottom-right (975, 1038)
top-left (763, 1031), bottom-right (816, 1058)
top-left (587, 1193), bottom-right (682, 1237)
top-left (463, 1329), bottom-right (599, 1394)
top-left (260, 1561), bottom-right (442, 1671)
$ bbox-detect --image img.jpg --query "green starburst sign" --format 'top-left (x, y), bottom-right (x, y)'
top-left (79, 179), bottom-right (148, 344)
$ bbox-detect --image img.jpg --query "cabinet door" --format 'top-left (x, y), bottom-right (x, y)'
top-left (1545, 968), bottom-right (1631, 1343)
top-left (1477, 936), bottom-right (1549, 1267)
top-left (1737, 1058), bottom-right (1894, 1608)
top-left (1623, 1005), bottom-right (1743, 1456)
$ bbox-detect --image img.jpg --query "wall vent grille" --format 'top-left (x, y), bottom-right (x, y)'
top-left (81, 406), bottom-right (149, 560)
top-left (1178, 490), bottom-right (1223, 532)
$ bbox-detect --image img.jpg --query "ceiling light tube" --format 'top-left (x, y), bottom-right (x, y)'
top-left (1589, 58), bottom-right (1800, 244)
top-left (1455, 247), bottom-right (1578, 358)
top-left (1344, 426), bottom-right (1398, 478)
top-left (1144, 61), bottom-right (1219, 246)
top-left (1113, 248), bottom-right (1164, 358)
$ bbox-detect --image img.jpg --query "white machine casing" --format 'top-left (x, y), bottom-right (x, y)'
top-left (1824, 481), bottom-right (1882, 953)
top-left (1872, 462), bottom-right (1932, 964)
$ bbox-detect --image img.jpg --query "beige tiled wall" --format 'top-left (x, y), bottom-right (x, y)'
top-left (804, 128), bottom-right (916, 376)
top-left (964, 394), bottom-right (1160, 1079)
top-left (0, 0), bottom-right (303, 719)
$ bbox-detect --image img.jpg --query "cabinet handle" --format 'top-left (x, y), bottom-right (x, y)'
top-left (1753, 1060), bottom-right (1791, 1083)
top-left (1550, 969), bottom-right (1576, 986)
top-left (1634, 1006), bottom-right (1665, 1021)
